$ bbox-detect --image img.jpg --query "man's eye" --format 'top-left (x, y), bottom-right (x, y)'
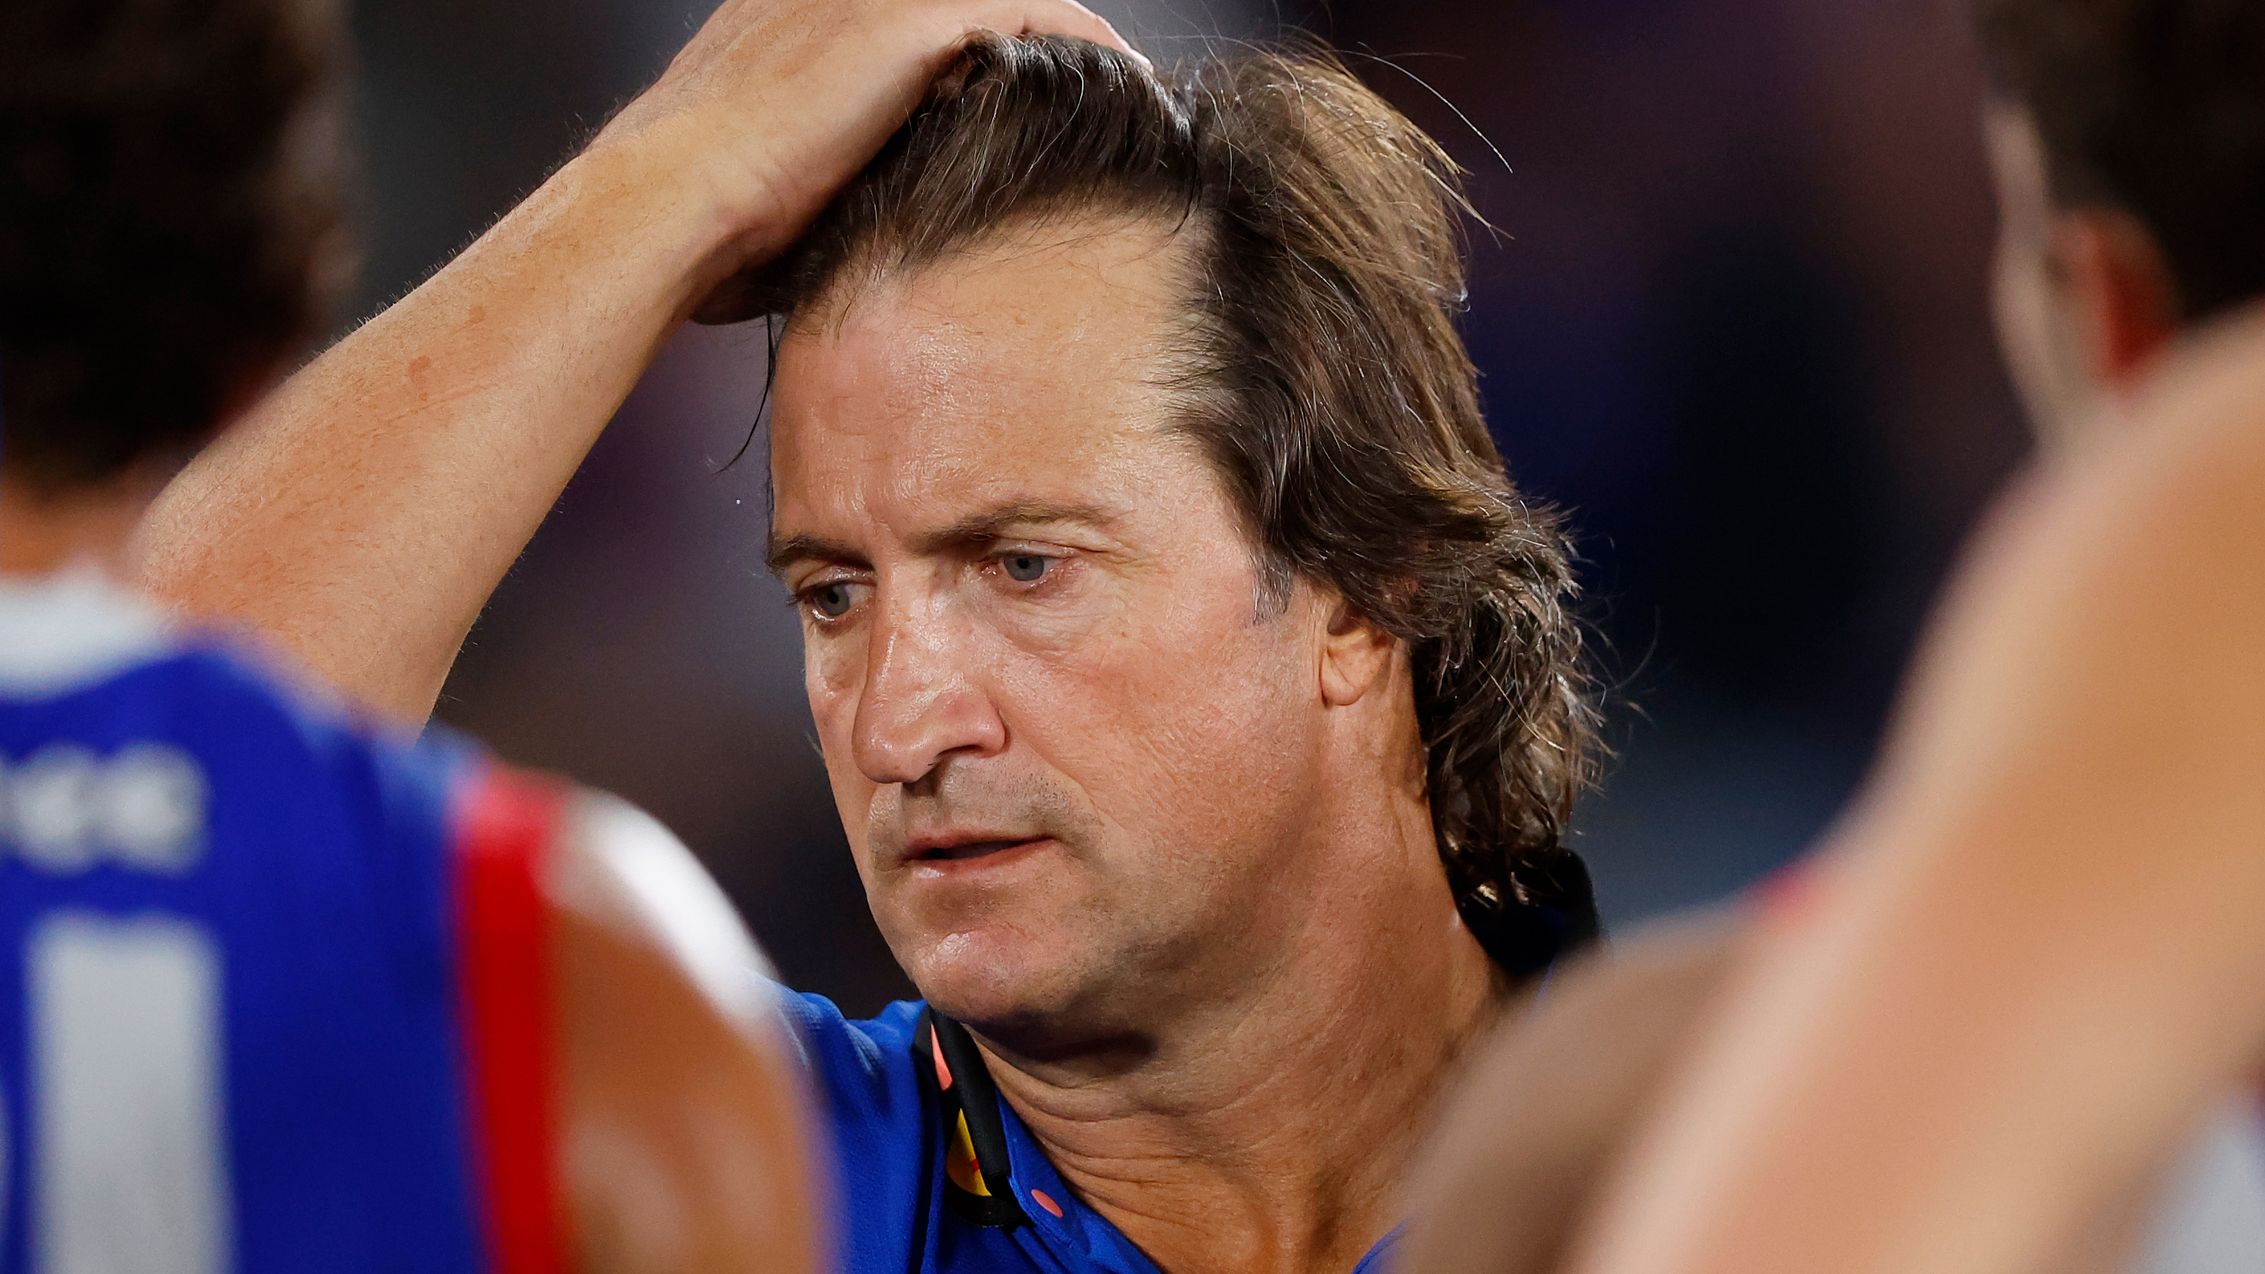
top-left (805, 582), bottom-right (857, 619)
top-left (1001, 553), bottom-right (1052, 584)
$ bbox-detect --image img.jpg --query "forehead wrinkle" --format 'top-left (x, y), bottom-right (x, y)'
top-left (770, 294), bottom-right (976, 522)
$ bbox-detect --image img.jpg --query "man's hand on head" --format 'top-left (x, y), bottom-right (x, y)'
top-left (585, 0), bottom-right (1144, 321)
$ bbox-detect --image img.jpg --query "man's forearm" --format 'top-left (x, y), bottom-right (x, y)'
top-left (132, 0), bottom-right (1140, 727)
top-left (137, 138), bottom-right (729, 724)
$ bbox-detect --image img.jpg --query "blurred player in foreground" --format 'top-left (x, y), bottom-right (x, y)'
top-left (128, 4), bottom-right (1608, 1270)
top-left (1404, 1), bottom-right (2265, 1271)
top-left (0, 2), bottom-right (822, 1269)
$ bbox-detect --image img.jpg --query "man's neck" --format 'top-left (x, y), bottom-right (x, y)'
top-left (980, 803), bottom-right (1505, 1274)
top-left (0, 478), bottom-right (150, 577)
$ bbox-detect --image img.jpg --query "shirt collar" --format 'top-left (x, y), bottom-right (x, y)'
top-left (916, 1009), bottom-right (1160, 1272)
top-left (0, 563), bottom-right (169, 697)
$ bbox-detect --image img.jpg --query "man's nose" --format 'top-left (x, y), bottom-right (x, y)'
top-left (850, 595), bottom-right (1006, 786)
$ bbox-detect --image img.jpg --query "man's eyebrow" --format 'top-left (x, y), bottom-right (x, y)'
top-left (765, 533), bottom-right (864, 578)
top-left (916, 499), bottom-right (1122, 553)
top-left (766, 500), bottom-right (1123, 577)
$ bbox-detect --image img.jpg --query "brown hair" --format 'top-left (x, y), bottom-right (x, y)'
top-left (752, 36), bottom-right (1601, 978)
top-left (0, 0), bottom-right (350, 490)
top-left (1977, 0), bottom-right (2265, 320)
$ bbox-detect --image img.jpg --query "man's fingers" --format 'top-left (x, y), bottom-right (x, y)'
top-left (982, 0), bottom-right (1148, 69)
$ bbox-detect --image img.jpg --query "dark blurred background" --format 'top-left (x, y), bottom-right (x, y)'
top-left (348, 0), bottom-right (2026, 1010)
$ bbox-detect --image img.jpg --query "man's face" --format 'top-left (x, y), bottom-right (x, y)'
top-left (1984, 102), bottom-right (2098, 445)
top-left (768, 217), bottom-right (1337, 1039)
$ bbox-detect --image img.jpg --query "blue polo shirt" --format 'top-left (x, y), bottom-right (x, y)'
top-left (784, 993), bottom-right (1401, 1274)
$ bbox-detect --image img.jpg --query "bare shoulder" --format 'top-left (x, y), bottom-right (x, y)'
top-left (1878, 307), bottom-right (2265, 813)
top-left (544, 792), bottom-right (822, 1274)
top-left (1401, 915), bottom-right (1755, 1274)
top-left (2052, 303), bottom-right (2265, 585)
top-left (2132, 303), bottom-right (2265, 473)
top-left (547, 792), bottom-right (781, 1028)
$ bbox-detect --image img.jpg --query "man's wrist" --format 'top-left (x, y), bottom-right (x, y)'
top-left (568, 112), bottom-right (789, 320)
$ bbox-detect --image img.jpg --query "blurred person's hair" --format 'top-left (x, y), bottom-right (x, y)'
top-left (752, 35), bottom-right (1600, 978)
top-left (0, 0), bottom-right (350, 492)
top-left (1977, 0), bottom-right (2265, 320)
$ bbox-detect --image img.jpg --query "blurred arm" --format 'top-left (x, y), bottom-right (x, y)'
top-left (133, 0), bottom-right (1136, 725)
top-left (546, 793), bottom-right (822, 1273)
top-left (1402, 919), bottom-right (2162, 1274)
top-left (1400, 917), bottom-right (1750, 1274)
top-left (1566, 314), bottom-right (2265, 1274)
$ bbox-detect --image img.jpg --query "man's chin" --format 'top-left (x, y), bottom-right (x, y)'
top-left (899, 926), bottom-right (1104, 1038)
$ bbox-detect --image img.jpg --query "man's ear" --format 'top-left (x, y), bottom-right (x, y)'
top-left (1319, 597), bottom-right (1398, 708)
top-left (2052, 209), bottom-right (2182, 392)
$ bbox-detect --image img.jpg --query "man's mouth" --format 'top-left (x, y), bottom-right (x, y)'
top-left (900, 834), bottom-right (1054, 869)
top-left (918, 838), bottom-right (1035, 861)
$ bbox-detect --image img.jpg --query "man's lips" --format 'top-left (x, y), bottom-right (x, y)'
top-left (896, 834), bottom-right (1056, 871)
top-left (916, 838), bottom-right (1033, 861)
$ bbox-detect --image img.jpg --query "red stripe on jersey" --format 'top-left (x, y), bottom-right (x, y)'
top-left (453, 764), bottom-right (569, 1274)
